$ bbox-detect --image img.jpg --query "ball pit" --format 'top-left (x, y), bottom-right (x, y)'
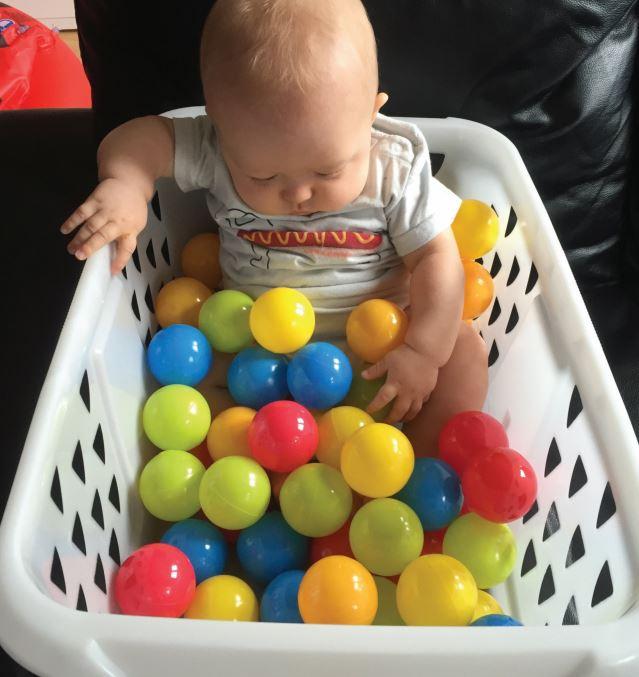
top-left (147, 324), bottom-right (213, 386)
top-left (207, 406), bottom-right (256, 461)
top-left (155, 277), bottom-right (212, 328)
top-left (198, 290), bottom-right (254, 353)
top-left (316, 406), bottom-right (373, 469)
top-left (227, 347), bottom-right (289, 410)
top-left (185, 575), bottom-right (258, 622)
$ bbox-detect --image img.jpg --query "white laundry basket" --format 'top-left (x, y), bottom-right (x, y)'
top-left (1, 109), bottom-right (638, 677)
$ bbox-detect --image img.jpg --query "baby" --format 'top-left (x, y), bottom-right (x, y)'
top-left (61, 0), bottom-right (487, 454)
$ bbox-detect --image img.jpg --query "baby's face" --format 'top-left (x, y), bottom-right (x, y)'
top-left (208, 85), bottom-right (386, 216)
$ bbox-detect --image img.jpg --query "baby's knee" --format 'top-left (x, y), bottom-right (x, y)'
top-left (456, 321), bottom-right (488, 368)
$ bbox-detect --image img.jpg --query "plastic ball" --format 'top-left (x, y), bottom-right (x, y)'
top-left (287, 342), bottom-right (353, 410)
top-left (139, 450), bottom-right (205, 521)
top-left (237, 511), bottom-right (309, 584)
top-left (471, 614), bottom-right (523, 627)
top-left (142, 384), bottom-right (211, 451)
top-left (349, 498), bottom-right (423, 576)
top-left (155, 277), bottom-right (212, 328)
top-left (462, 260), bottom-right (495, 320)
top-left (185, 575), bottom-right (258, 621)
top-left (471, 590), bottom-right (503, 623)
top-left (260, 570), bottom-right (305, 623)
top-left (161, 519), bottom-right (228, 584)
top-left (343, 371), bottom-right (392, 422)
top-left (227, 347), bottom-right (289, 410)
top-left (438, 411), bottom-right (509, 476)
top-left (269, 471), bottom-right (289, 501)
top-left (462, 447), bottom-right (537, 522)
top-left (341, 423), bottom-right (414, 498)
top-left (451, 199), bottom-right (499, 259)
top-left (316, 406), bottom-right (373, 469)
top-left (346, 299), bottom-right (408, 364)
top-left (147, 324), bottom-right (213, 387)
top-left (396, 554), bottom-right (478, 626)
top-left (115, 543), bottom-right (196, 617)
top-left (189, 442), bottom-right (212, 469)
top-left (248, 401), bottom-right (318, 473)
top-left (180, 232), bottom-right (221, 290)
top-left (298, 555), bottom-right (378, 625)
top-left (198, 290), bottom-right (254, 353)
top-left (199, 456), bottom-right (271, 530)
top-left (373, 576), bottom-right (404, 626)
top-left (309, 520), bottom-right (353, 563)
top-left (422, 528), bottom-right (447, 555)
top-left (443, 513), bottom-right (516, 589)
top-left (249, 287), bottom-right (315, 354)
top-left (207, 406), bottom-right (256, 461)
top-left (395, 458), bottom-right (462, 530)
top-left (280, 463), bottom-right (353, 537)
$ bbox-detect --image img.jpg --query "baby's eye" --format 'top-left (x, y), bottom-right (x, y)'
top-left (316, 169), bottom-right (343, 179)
top-left (250, 175), bottom-right (277, 183)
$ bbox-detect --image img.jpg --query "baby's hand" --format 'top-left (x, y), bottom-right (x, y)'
top-left (60, 178), bottom-right (149, 273)
top-left (362, 344), bottom-right (439, 424)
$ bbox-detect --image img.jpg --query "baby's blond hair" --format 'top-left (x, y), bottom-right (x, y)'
top-left (200, 0), bottom-right (378, 98)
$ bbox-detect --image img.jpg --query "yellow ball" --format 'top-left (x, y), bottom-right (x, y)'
top-left (471, 590), bottom-right (503, 623)
top-left (397, 554), bottom-right (478, 626)
top-left (451, 199), bottom-right (499, 260)
top-left (341, 423), bottom-right (414, 497)
top-left (185, 575), bottom-right (258, 621)
top-left (346, 299), bottom-right (408, 364)
top-left (206, 406), bottom-right (256, 461)
top-left (249, 287), bottom-right (315, 354)
top-left (316, 406), bottom-right (374, 469)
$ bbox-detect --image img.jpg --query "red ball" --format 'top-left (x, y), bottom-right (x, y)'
top-left (248, 400), bottom-right (318, 472)
top-left (421, 528), bottom-right (447, 555)
top-left (462, 447), bottom-right (537, 522)
top-left (115, 543), bottom-right (196, 617)
top-left (309, 521), bottom-right (353, 563)
top-left (189, 441), bottom-right (212, 469)
top-left (438, 411), bottom-right (508, 476)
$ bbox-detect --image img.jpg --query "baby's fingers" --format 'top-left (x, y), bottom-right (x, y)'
top-left (368, 381), bottom-right (397, 414)
top-left (387, 395), bottom-right (412, 424)
top-left (60, 199), bottom-right (99, 235)
top-left (73, 222), bottom-right (124, 261)
top-left (111, 234), bottom-right (137, 274)
top-left (67, 214), bottom-right (109, 254)
top-left (361, 359), bottom-right (388, 380)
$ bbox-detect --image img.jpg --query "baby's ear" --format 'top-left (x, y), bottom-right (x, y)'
top-left (373, 92), bottom-right (389, 120)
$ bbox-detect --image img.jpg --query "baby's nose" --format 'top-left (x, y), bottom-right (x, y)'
top-left (281, 182), bottom-right (313, 206)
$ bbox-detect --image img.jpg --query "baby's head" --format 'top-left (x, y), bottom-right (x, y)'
top-left (200, 0), bottom-right (387, 216)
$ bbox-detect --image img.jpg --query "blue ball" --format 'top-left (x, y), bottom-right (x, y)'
top-left (286, 342), bottom-right (353, 410)
top-left (237, 512), bottom-right (309, 584)
top-left (161, 519), bottom-right (228, 584)
top-left (471, 614), bottom-right (523, 627)
top-left (395, 458), bottom-right (462, 530)
top-left (147, 324), bottom-right (213, 386)
top-left (260, 570), bottom-right (305, 623)
top-left (227, 347), bottom-right (289, 409)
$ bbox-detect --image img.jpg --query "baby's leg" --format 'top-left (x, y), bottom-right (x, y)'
top-left (403, 322), bottom-right (488, 457)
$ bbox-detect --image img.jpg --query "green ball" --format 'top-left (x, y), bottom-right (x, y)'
top-left (199, 456), bottom-right (270, 529)
top-left (373, 576), bottom-right (404, 626)
top-left (343, 371), bottom-right (392, 422)
top-left (280, 463), bottom-right (352, 537)
top-left (443, 513), bottom-right (517, 589)
top-left (349, 498), bottom-right (424, 576)
top-left (198, 290), bottom-right (254, 353)
top-left (139, 449), bottom-right (205, 521)
top-left (143, 384), bottom-right (211, 450)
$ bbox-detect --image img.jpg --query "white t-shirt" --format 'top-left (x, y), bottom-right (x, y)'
top-left (173, 113), bottom-right (461, 337)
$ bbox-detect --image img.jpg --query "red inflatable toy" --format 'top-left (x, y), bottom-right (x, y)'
top-left (0, 6), bottom-right (91, 110)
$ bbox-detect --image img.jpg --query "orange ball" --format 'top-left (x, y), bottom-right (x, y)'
top-left (346, 299), bottom-right (408, 364)
top-left (462, 260), bottom-right (494, 320)
top-left (155, 277), bottom-right (212, 328)
top-left (206, 406), bottom-right (256, 461)
top-left (180, 232), bottom-right (222, 290)
top-left (298, 555), bottom-right (378, 625)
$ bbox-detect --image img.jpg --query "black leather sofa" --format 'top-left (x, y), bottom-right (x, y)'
top-left (1, 1), bottom-right (637, 673)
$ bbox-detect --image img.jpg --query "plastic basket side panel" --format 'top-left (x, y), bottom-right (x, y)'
top-left (431, 145), bottom-right (637, 626)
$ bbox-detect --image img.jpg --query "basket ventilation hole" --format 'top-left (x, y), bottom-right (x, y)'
top-left (80, 371), bottom-right (90, 411)
top-left (109, 476), bottom-right (121, 512)
top-left (50, 468), bottom-right (64, 514)
top-left (151, 191), bottom-right (162, 220)
top-left (507, 256), bottom-right (520, 286)
top-left (146, 239), bottom-right (157, 268)
top-left (565, 526), bottom-right (585, 568)
top-left (544, 438), bottom-right (561, 477)
top-left (568, 456), bottom-right (588, 497)
top-left (72, 441), bottom-right (86, 483)
top-left (92, 490), bottom-right (105, 529)
top-left (488, 340), bottom-right (499, 367)
top-left (109, 529), bottom-right (121, 566)
top-left (94, 554), bottom-right (107, 594)
top-left (542, 502), bottom-right (560, 541)
top-left (562, 596), bottom-right (579, 625)
top-left (488, 298), bottom-right (501, 325)
top-left (131, 291), bottom-right (141, 321)
top-left (567, 386), bottom-right (583, 428)
top-left (77, 585), bottom-right (88, 612)
top-left (131, 248), bottom-right (142, 273)
top-left (505, 207), bottom-right (517, 237)
top-left (161, 238), bottom-right (171, 265)
top-left (72, 513), bottom-right (87, 555)
top-left (50, 548), bottom-right (66, 594)
top-left (591, 562), bottom-right (613, 607)
top-left (430, 153), bottom-right (445, 176)
top-left (538, 565), bottom-right (555, 604)
top-left (505, 304), bottom-right (519, 334)
top-left (490, 252), bottom-right (502, 278)
top-left (596, 482), bottom-right (616, 528)
top-left (522, 500), bottom-right (539, 524)
top-left (526, 263), bottom-right (539, 294)
top-left (93, 424), bottom-right (105, 464)
top-left (520, 540), bottom-right (537, 577)
top-left (144, 285), bottom-right (155, 313)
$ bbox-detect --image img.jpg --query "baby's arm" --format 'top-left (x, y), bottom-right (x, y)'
top-left (61, 116), bottom-right (175, 273)
top-left (364, 228), bottom-right (463, 423)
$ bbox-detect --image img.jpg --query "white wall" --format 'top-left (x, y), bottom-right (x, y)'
top-left (10, 0), bottom-right (76, 29)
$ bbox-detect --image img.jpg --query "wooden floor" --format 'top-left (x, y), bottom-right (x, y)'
top-left (59, 30), bottom-right (81, 58)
